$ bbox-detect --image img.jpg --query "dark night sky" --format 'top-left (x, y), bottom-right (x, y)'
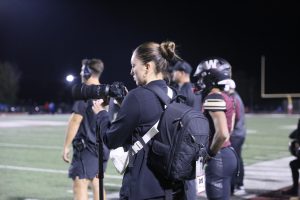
top-left (0, 0), bottom-right (299, 107)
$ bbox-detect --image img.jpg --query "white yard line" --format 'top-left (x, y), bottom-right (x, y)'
top-left (67, 190), bottom-right (121, 200)
top-left (0, 120), bottom-right (67, 127)
top-left (0, 143), bottom-right (61, 150)
top-left (0, 164), bottom-right (122, 180)
top-left (243, 144), bottom-right (287, 150)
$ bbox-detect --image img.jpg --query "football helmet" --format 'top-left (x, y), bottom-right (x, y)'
top-left (193, 57), bottom-right (232, 93)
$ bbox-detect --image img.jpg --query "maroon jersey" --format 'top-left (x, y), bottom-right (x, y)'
top-left (202, 91), bottom-right (236, 148)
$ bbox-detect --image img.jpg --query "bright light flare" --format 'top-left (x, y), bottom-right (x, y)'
top-left (66, 74), bottom-right (75, 82)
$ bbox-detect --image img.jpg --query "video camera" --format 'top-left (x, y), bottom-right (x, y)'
top-left (72, 81), bottom-right (127, 102)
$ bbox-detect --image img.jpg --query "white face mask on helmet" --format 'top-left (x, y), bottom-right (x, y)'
top-left (219, 79), bottom-right (236, 92)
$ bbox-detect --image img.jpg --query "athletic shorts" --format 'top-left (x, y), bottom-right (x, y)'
top-left (68, 148), bottom-right (108, 180)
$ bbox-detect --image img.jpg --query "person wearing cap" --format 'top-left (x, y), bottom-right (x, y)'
top-left (171, 60), bottom-right (202, 111)
top-left (171, 60), bottom-right (203, 199)
top-left (283, 118), bottom-right (300, 196)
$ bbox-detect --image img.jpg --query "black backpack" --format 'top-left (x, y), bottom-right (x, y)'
top-left (145, 84), bottom-right (210, 182)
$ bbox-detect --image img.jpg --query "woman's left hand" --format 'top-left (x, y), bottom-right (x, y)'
top-left (92, 99), bottom-right (105, 114)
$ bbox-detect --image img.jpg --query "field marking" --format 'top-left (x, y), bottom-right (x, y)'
top-left (67, 190), bottom-right (121, 199)
top-left (0, 164), bottom-right (122, 180)
top-left (246, 125), bottom-right (295, 134)
top-left (246, 129), bottom-right (257, 134)
top-left (0, 143), bottom-right (61, 150)
top-left (246, 114), bottom-right (299, 118)
top-left (244, 144), bottom-right (287, 150)
top-left (279, 125), bottom-right (297, 130)
top-left (0, 120), bottom-right (67, 127)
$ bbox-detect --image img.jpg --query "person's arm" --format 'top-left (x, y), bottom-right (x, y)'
top-left (62, 113), bottom-right (83, 163)
top-left (208, 110), bottom-right (230, 156)
top-left (203, 92), bottom-right (230, 157)
top-left (93, 91), bottom-right (140, 149)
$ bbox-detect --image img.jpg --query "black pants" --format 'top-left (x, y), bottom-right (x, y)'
top-left (230, 136), bottom-right (245, 190)
top-left (290, 158), bottom-right (300, 189)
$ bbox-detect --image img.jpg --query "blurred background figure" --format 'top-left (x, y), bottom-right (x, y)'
top-left (283, 118), bottom-right (300, 196)
top-left (225, 80), bottom-right (247, 196)
top-left (287, 95), bottom-right (293, 115)
top-left (171, 60), bottom-right (202, 111)
top-left (62, 58), bottom-right (110, 200)
top-left (170, 61), bottom-right (200, 199)
top-left (49, 101), bottom-right (56, 114)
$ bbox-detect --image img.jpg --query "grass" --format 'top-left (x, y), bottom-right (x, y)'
top-left (243, 114), bottom-right (298, 165)
top-left (0, 113), bottom-right (299, 199)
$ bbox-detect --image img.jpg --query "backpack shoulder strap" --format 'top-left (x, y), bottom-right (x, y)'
top-left (144, 84), bottom-right (173, 106)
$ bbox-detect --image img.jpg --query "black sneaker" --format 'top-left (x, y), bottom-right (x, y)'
top-left (282, 187), bottom-right (298, 196)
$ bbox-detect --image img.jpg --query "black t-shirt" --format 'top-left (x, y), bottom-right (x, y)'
top-left (72, 100), bottom-right (109, 161)
top-left (177, 82), bottom-right (202, 110)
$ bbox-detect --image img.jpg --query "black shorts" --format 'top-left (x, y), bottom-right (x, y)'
top-left (68, 148), bottom-right (108, 180)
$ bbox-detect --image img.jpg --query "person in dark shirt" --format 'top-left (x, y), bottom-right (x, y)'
top-left (283, 118), bottom-right (300, 196)
top-left (62, 58), bottom-right (110, 200)
top-left (194, 57), bottom-right (238, 200)
top-left (170, 60), bottom-right (201, 199)
top-left (92, 41), bottom-right (186, 199)
top-left (171, 60), bottom-right (202, 111)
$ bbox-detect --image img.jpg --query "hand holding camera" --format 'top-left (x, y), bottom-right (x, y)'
top-left (92, 99), bottom-right (106, 114)
top-left (108, 82), bottom-right (128, 104)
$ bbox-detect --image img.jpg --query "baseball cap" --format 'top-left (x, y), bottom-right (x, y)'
top-left (172, 61), bottom-right (193, 74)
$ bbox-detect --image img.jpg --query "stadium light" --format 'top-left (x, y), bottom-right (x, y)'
top-left (66, 74), bottom-right (75, 82)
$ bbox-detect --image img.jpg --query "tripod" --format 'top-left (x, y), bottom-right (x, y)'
top-left (97, 125), bottom-right (104, 200)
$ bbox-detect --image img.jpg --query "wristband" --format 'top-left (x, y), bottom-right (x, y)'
top-left (208, 149), bottom-right (216, 158)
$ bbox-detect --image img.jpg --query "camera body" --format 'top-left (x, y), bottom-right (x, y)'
top-left (72, 138), bottom-right (87, 152)
top-left (72, 81), bottom-right (127, 102)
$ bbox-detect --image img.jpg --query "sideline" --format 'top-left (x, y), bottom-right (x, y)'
top-left (0, 155), bottom-right (295, 200)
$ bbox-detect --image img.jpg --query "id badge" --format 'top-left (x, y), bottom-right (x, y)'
top-left (195, 157), bottom-right (206, 194)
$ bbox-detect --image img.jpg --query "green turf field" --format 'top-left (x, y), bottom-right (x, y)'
top-left (0, 113), bottom-right (298, 199)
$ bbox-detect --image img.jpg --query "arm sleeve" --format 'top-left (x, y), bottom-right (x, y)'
top-left (72, 100), bottom-right (86, 116)
top-left (203, 93), bottom-right (226, 112)
top-left (97, 91), bottom-right (141, 149)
